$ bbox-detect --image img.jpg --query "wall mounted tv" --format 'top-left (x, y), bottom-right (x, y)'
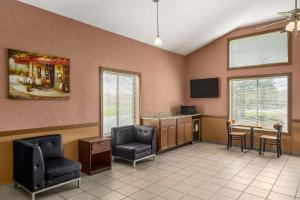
top-left (190, 78), bottom-right (219, 98)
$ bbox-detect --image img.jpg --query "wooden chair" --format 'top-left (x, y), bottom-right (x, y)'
top-left (226, 120), bottom-right (247, 152)
top-left (259, 123), bottom-right (283, 157)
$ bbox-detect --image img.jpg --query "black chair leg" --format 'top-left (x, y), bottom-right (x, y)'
top-left (276, 143), bottom-right (280, 157)
top-left (259, 138), bottom-right (262, 155)
top-left (227, 135), bottom-right (230, 149)
top-left (241, 136), bottom-right (244, 152)
top-left (229, 135), bottom-right (232, 147)
top-left (279, 144), bottom-right (282, 155)
top-left (244, 135), bottom-right (246, 149)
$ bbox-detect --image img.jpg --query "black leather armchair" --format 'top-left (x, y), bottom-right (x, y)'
top-left (13, 134), bottom-right (81, 200)
top-left (111, 125), bottom-right (157, 168)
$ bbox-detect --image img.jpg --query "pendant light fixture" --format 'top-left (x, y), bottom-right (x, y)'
top-left (153, 0), bottom-right (162, 46)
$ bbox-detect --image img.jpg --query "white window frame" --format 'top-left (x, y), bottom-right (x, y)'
top-left (101, 68), bottom-right (140, 136)
top-left (228, 29), bottom-right (291, 69)
top-left (229, 74), bottom-right (290, 133)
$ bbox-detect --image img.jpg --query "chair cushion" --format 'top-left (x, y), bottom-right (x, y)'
top-left (230, 131), bottom-right (246, 136)
top-left (25, 134), bottom-right (63, 159)
top-left (116, 143), bottom-right (151, 155)
top-left (260, 135), bottom-right (277, 140)
top-left (44, 158), bottom-right (81, 180)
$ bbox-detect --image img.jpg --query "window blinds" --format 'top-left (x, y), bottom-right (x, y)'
top-left (103, 71), bottom-right (139, 135)
top-left (230, 76), bottom-right (288, 132)
top-left (229, 31), bottom-right (289, 68)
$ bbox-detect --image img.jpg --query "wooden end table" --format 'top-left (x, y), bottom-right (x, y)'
top-left (79, 137), bottom-right (112, 175)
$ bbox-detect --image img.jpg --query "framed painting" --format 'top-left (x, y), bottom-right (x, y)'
top-left (8, 49), bottom-right (70, 99)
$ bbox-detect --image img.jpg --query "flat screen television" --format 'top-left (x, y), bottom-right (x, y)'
top-left (190, 78), bottom-right (219, 98)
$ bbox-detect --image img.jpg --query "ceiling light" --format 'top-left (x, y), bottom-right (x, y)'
top-left (153, 0), bottom-right (162, 46)
top-left (154, 36), bottom-right (162, 45)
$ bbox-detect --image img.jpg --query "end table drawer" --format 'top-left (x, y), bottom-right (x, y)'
top-left (92, 140), bottom-right (111, 154)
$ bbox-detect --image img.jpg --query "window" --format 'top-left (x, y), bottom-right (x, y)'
top-left (229, 75), bottom-right (289, 132)
top-left (229, 30), bottom-right (290, 69)
top-left (102, 70), bottom-right (140, 135)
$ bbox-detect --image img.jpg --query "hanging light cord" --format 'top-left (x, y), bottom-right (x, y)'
top-left (156, 0), bottom-right (160, 37)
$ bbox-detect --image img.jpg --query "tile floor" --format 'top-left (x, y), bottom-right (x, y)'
top-left (2, 142), bottom-right (300, 200)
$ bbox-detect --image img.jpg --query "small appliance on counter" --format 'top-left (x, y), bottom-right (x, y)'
top-left (180, 106), bottom-right (198, 115)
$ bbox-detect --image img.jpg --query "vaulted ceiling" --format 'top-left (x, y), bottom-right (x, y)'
top-left (19, 0), bottom-right (294, 55)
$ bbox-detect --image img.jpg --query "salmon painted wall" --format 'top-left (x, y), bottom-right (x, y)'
top-left (185, 22), bottom-right (300, 120)
top-left (0, 1), bottom-right (186, 132)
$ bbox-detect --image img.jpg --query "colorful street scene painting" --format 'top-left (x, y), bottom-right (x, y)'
top-left (9, 49), bottom-right (70, 99)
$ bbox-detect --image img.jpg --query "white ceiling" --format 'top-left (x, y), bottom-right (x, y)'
top-left (19, 0), bottom-right (294, 55)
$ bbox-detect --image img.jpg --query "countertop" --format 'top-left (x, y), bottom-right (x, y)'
top-left (141, 112), bottom-right (201, 120)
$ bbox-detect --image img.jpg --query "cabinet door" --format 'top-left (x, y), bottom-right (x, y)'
top-left (184, 122), bottom-right (193, 142)
top-left (177, 124), bottom-right (185, 145)
top-left (160, 127), bottom-right (169, 150)
top-left (168, 126), bottom-right (177, 147)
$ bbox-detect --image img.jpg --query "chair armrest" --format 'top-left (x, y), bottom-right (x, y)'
top-left (13, 140), bottom-right (45, 192)
top-left (151, 128), bottom-right (157, 154)
top-left (111, 125), bottom-right (135, 149)
top-left (134, 125), bottom-right (157, 154)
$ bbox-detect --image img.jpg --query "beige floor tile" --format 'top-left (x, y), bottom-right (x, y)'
top-left (143, 174), bottom-right (163, 183)
top-left (103, 180), bottom-right (127, 190)
top-left (267, 191), bottom-right (294, 200)
top-left (152, 197), bottom-right (168, 200)
top-left (238, 193), bottom-right (265, 200)
top-left (216, 187), bottom-right (242, 199)
top-left (159, 189), bottom-right (185, 200)
top-left (199, 182), bottom-right (222, 193)
top-left (274, 180), bottom-right (298, 189)
top-left (177, 169), bottom-right (196, 176)
top-left (206, 177), bottom-right (228, 186)
top-left (116, 185), bottom-right (140, 196)
top-left (6, 143), bottom-right (300, 200)
top-left (245, 186), bottom-right (269, 198)
top-left (189, 188), bottom-right (214, 200)
top-left (172, 182), bottom-right (196, 194)
top-left (102, 171), bottom-right (128, 179)
top-left (55, 186), bottom-right (83, 199)
top-left (271, 185), bottom-right (296, 197)
top-left (255, 176), bottom-right (277, 185)
top-left (68, 192), bottom-right (95, 200)
top-left (87, 185), bottom-right (112, 198)
top-left (130, 179), bottom-right (153, 189)
top-left (181, 177), bottom-right (204, 187)
top-left (250, 180), bottom-right (273, 191)
top-left (93, 176), bottom-right (115, 185)
top-left (225, 181), bottom-right (248, 192)
top-left (100, 191), bottom-right (126, 200)
top-left (79, 179), bottom-right (99, 191)
top-left (144, 184), bottom-right (168, 195)
top-left (36, 191), bottom-right (64, 200)
top-left (192, 173), bottom-right (210, 182)
top-left (232, 176), bottom-right (252, 185)
top-left (157, 178), bottom-right (179, 188)
top-left (181, 194), bottom-right (201, 200)
top-left (129, 190), bottom-right (156, 200)
top-left (210, 194), bottom-right (233, 200)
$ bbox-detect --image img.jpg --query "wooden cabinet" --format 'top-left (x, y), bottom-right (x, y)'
top-left (160, 126), bottom-right (169, 150)
top-left (168, 126), bottom-right (177, 147)
top-left (142, 114), bottom-right (201, 153)
top-left (159, 119), bottom-right (176, 151)
top-left (79, 137), bottom-right (112, 175)
top-left (177, 117), bottom-right (193, 144)
top-left (184, 121), bottom-right (193, 142)
top-left (177, 123), bottom-right (185, 145)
